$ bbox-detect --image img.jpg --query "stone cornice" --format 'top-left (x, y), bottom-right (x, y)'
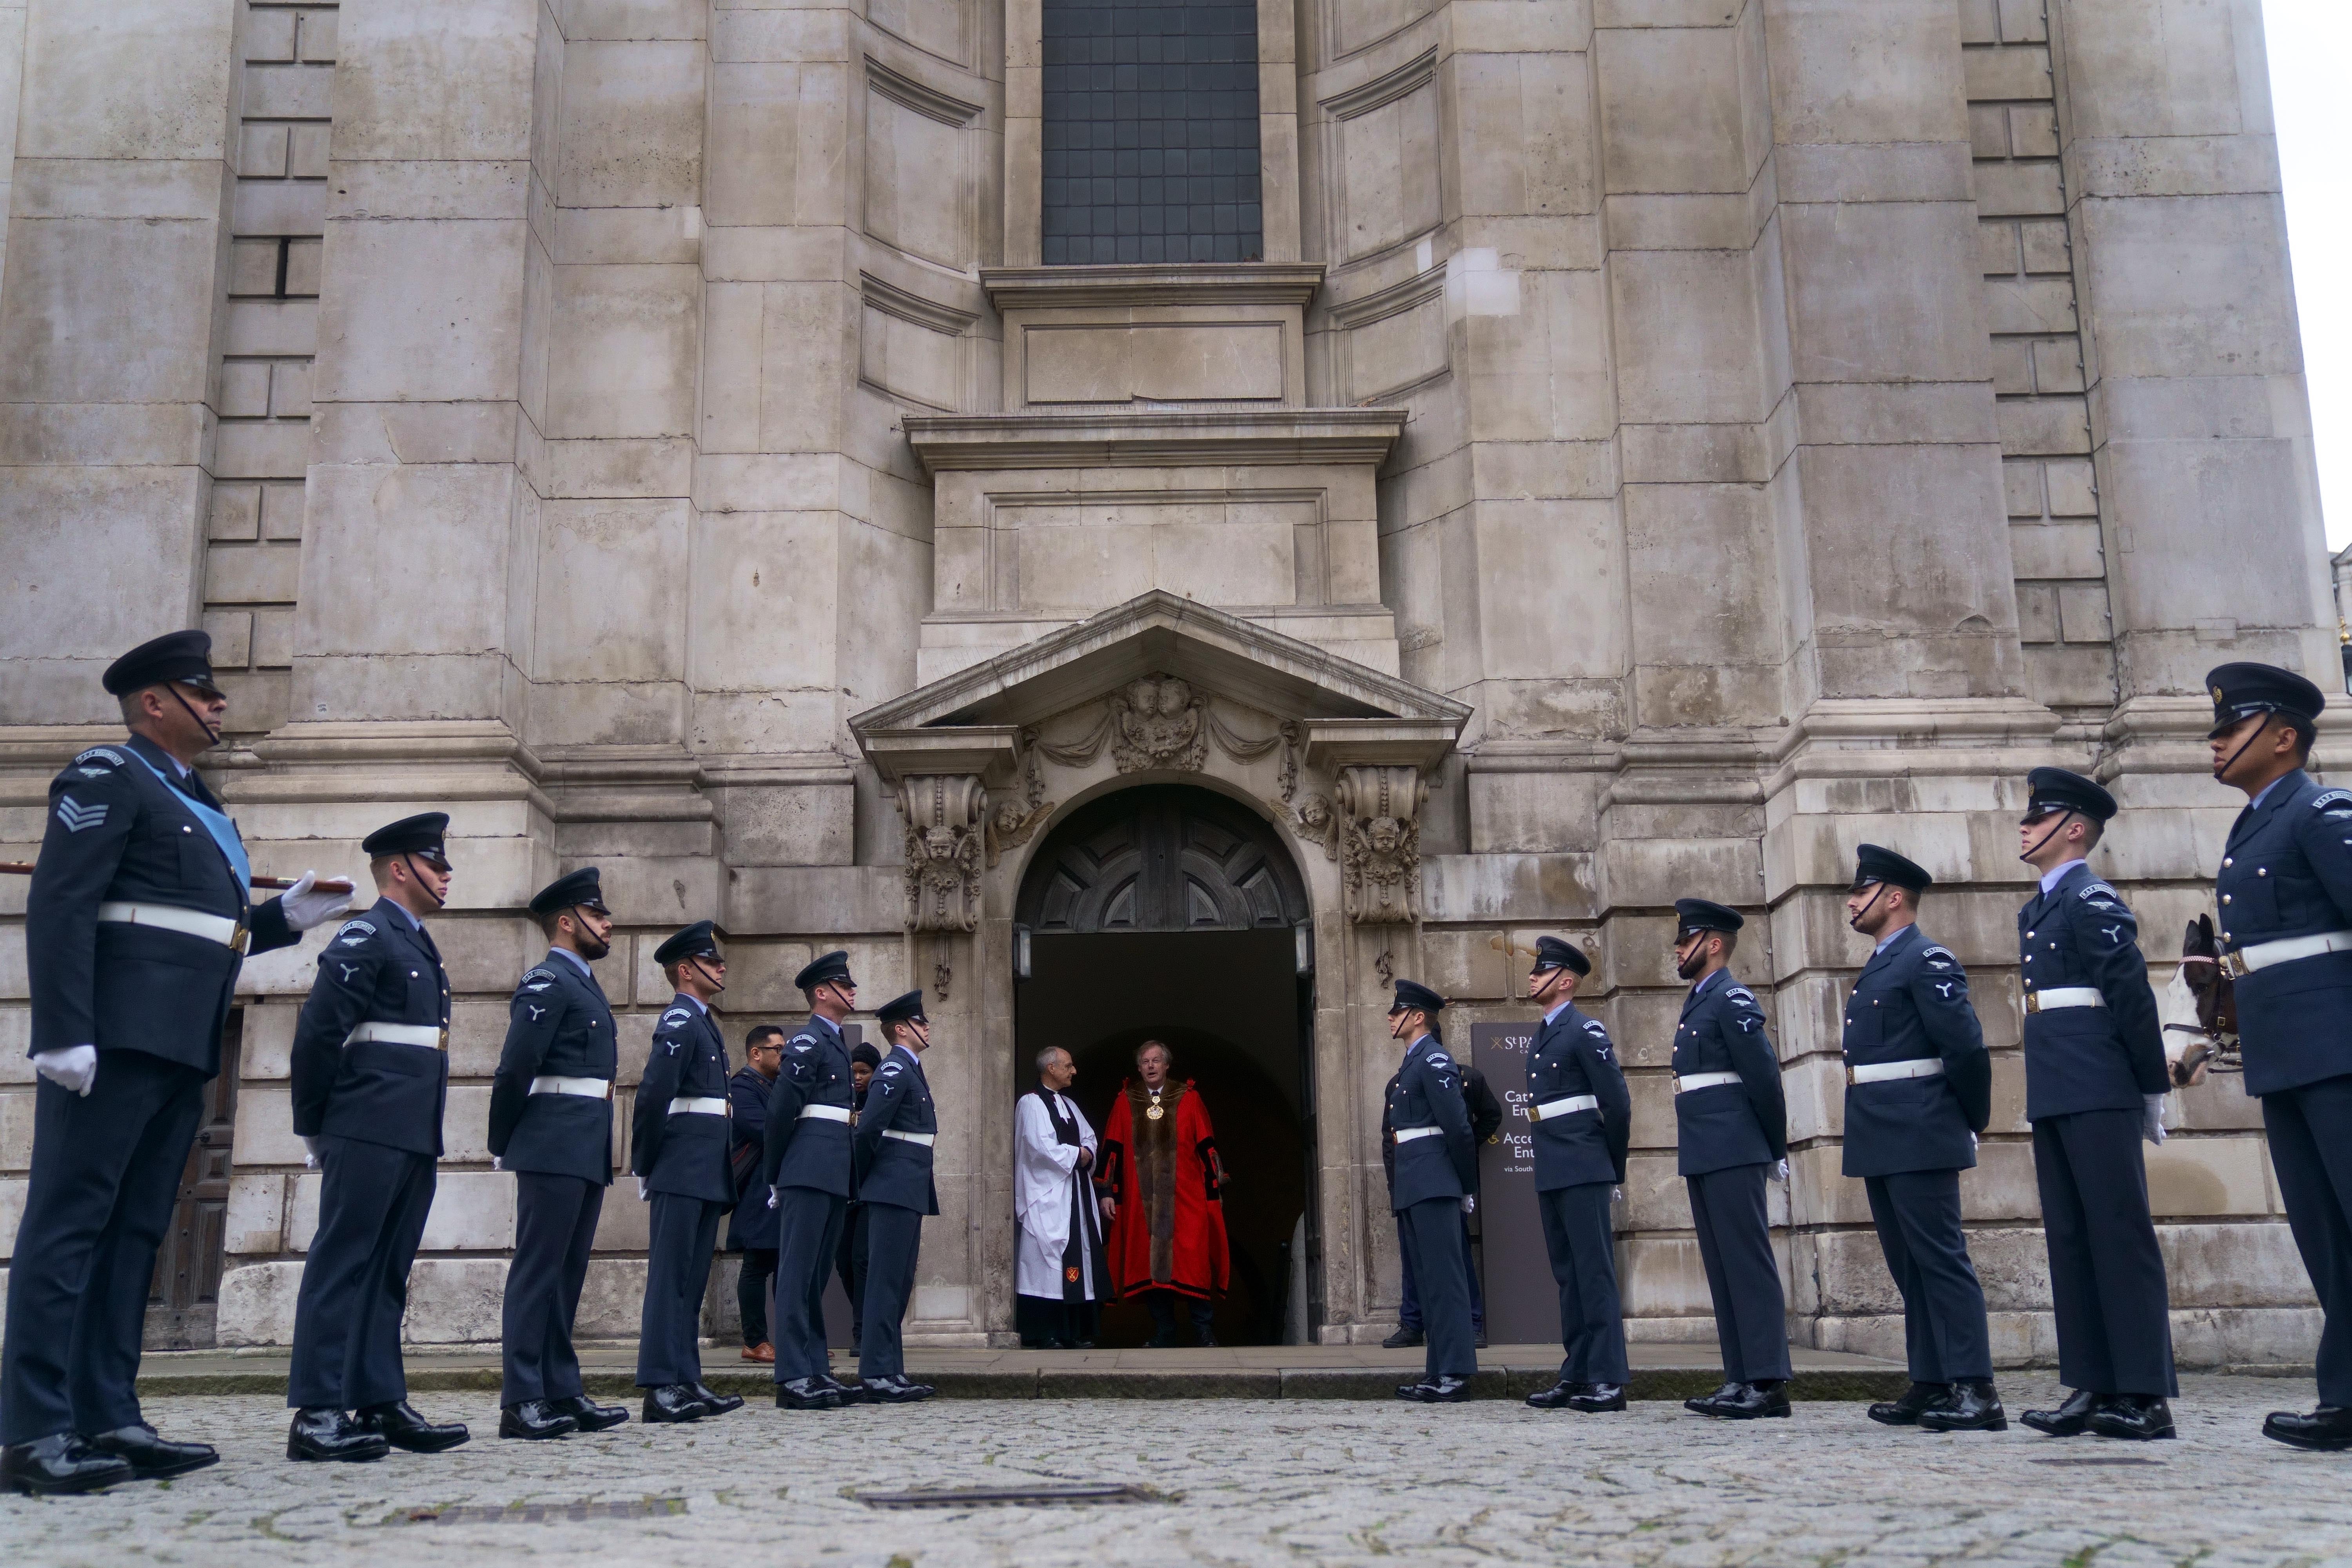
top-left (901, 407), bottom-right (1406, 472)
top-left (980, 262), bottom-right (1326, 311)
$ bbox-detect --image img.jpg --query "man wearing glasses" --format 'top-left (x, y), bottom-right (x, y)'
top-left (488, 867), bottom-right (630, 1440)
top-left (284, 813), bottom-right (471, 1461)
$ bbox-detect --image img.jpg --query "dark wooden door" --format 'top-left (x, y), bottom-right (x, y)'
top-left (146, 1009), bottom-right (240, 1349)
top-left (1018, 785), bottom-right (1307, 933)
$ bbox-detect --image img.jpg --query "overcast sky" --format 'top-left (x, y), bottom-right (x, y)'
top-left (2265, 0), bottom-right (2349, 552)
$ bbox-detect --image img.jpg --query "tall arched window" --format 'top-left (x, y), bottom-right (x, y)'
top-left (1040, 0), bottom-right (1263, 265)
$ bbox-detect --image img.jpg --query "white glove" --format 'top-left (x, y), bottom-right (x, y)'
top-left (1460, 1194), bottom-right (1477, 1216)
top-left (1970, 1131), bottom-right (1980, 1152)
top-left (33, 1044), bottom-right (98, 1096)
top-left (302, 1135), bottom-right (325, 1169)
top-left (2143, 1093), bottom-right (2168, 1146)
top-left (1611, 1187), bottom-right (1624, 1203)
top-left (491, 1156), bottom-right (503, 1171)
top-left (280, 870), bottom-right (355, 931)
top-left (1773, 1158), bottom-right (1790, 1183)
top-left (768, 1185), bottom-right (780, 1210)
top-left (637, 1177), bottom-right (650, 1202)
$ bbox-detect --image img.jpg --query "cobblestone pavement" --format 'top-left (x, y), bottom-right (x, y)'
top-left (4, 1376), bottom-right (2348, 1566)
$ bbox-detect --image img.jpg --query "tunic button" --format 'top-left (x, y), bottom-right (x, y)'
top-left (2025, 931), bottom-right (2034, 939)
top-left (2223, 931), bottom-right (2232, 942)
top-left (182, 825), bottom-right (192, 833)
top-left (2224, 858), bottom-right (2234, 868)
top-left (2258, 867), bottom-right (2268, 877)
top-left (2222, 895), bottom-right (2232, 905)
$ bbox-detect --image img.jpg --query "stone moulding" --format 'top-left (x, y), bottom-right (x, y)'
top-left (979, 262), bottom-right (1327, 311)
top-left (900, 407), bottom-right (1408, 472)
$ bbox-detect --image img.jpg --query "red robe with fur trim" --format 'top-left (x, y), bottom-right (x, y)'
top-left (1096, 1078), bottom-right (1230, 1300)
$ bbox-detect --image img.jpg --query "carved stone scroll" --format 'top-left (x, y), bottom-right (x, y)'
top-left (1335, 764), bottom-right (1426, 925)
top-left (899, 773), bottom-right (987, 932)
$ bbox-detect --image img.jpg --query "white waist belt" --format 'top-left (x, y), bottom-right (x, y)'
top-left (1392, 1125), bottom-right (1444, 1143)
top-left (1847, 1058), bottom-right (1945, 1086)
top-left (528, 1075), bottom-right (610, 1099)
top-left (346, 1022), bottom-right (447, 1050)
top-left (97, 901), bottom-right (244, 951)
top-left (798, 1104), bottom-right (852, 1123)
top-left (2024, 987), bottom-right (2105, 1014)
top-left (1530, 1095), bottom-right (1599, 1122)
top-left (881, 1129), bottom-right (935, 1146)
top-left (2227, 929), bottom-right (2352, 977)
top-left (1676, 1072), bottom-right (1742, 1093)
top-left (668, 1096), bottom-right (728, 1116)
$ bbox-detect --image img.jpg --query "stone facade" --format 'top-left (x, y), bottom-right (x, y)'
top-left (0, 0), bottom-right (2334, 1363)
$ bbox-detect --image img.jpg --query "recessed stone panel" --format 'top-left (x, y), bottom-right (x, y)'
top-left (1007, 494), bottom-right (1309, 609)
top-left (1021, 321), bottom-right (1285, 404)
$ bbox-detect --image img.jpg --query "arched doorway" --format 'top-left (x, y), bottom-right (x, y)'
top-left (1013, 784), bottom-right (1315, 1345)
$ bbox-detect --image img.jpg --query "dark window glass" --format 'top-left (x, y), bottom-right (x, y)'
top-left (1041, 0), bottom-right (1261, 264)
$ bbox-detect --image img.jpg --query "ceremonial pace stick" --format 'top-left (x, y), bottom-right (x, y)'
top-left (0, 862), bottom-right (355, 895)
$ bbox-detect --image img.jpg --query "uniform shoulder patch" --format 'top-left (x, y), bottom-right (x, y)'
top-left (519, 966), bottom-right (556, 994)
top-left (2078, 880), bottom-right (2120, 901)
top-left (1725, 985), bottom-right (1758, 1006)
top-left (333, 918), bottom-right (377, 947)
top-left (788, 1032), bottom-right (817, 1054)
top-left (1425, 1050), bottom-right (1454, 1068)
top-left (1583, 1019), bottom-right (1610, 1037)
top-left (878, 1060), bottom-right (905, 1075)
top-left (2313, 789), bottom-right (2352, 810)
top-left (660, 1007), bottom-right (692, 1027)
top-left (71, 746), bottom-right (126, 769)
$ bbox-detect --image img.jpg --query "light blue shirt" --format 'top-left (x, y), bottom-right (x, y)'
top-left (674, 992), bottom-right (707, 1015)
top-left (2039, 857), bottom-right (2088, 895)
top-left (1543, 999), bottom-right (1573, 1026)
top-left (1872, 924), bottom-right (1911, 956)
top-left (2251, 774), bottom-right (2290, 811)
top-left (548, 947), bottom-right (592, 978)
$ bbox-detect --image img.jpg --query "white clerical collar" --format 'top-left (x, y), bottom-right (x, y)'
top-left (1543, 999), bottom-right (1572, 1026)
top-left (548, 946), bottom-right (592, 977)
top-left (2039, 857), bottom-right (2087, 895)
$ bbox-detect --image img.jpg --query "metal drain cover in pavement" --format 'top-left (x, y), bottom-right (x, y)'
top-left (392, 1499), bottom-right (688, 1525)
top-left (855, 1484), bottom-right (1157, 1509)
top-left (2030, 1457), bottom-right (2165, 1467)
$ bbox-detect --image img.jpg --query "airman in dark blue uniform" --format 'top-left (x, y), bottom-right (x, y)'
top-left (2010, 768), bottom-right (2178, 1442)
top-left (2203, 663), bottom-right (2352, 1451)
top-left (2, 632), bottom-right (351, 1496)
top-left (1385, 978), bottom-right (1478, 1402)
top-left (852, 989), bottom-right (940, 1402)
top-left (285, 813), bottom-right (469, 1462)
top-left (1519, 935), bottom-right (1631, 1412)
top-left (765, 949), bottom-right (860, 1410)
top-left (631, 920), bottom-right (745, 1425)
top-left (1839, 845), bottom-right (2002, 1433)
top-left (489, 866), bottom-right (629, 1441)
top-left (1669, 898), bottom-right (1791, 1419)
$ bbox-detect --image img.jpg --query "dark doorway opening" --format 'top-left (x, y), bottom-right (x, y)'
top-left (1013, 786), bottom-right (1315, 1347)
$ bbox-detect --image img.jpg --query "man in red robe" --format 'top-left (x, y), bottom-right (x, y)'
top-left (1096, 1041), bottom-right (1230, 1346)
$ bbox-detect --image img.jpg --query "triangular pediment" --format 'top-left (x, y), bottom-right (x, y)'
top-left (852, 592), bottom-right (1469, 739)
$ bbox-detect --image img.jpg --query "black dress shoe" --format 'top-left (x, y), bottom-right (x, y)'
top-left (85, 1423), bottom-right (219, 1478)
top-left (0, 1434), bottom-right (135, 1495)
top-left (641, 1384), bottom-right (707, 1424)
top-left (549, 1394), bottom-right (629, 1432)
top-left (866, 1374), bottom-right (936, 1403)
top-left (776, 1377), bottom-right (843, 1410)
top-left (822, 1374), bottom-right (872, 1405)
top-left (1867, 1381), bottom-right (1951, 1428)
top-left (1525, 1379), bottom-right (1585, 1410)
top-left (1710, 1381), bottom-right (1793, 1420)
top-left (2020, 1388), bottom-right (2103, 1437)
top-left (1196, 1331), bottom-right (1220, 1348)
top-left (2263, 1405), bottom-right (2352, 1451)
top-left (2087, 1394), bottom-right (2175, 1441)
top-left (690, 1381), bottom-right (744, 1416)
top-left (498, 1400), bottom-right (579, 1440)
top-left (353, 1401), bottom-right (469, 1454)
top-left (1569, 1383), bottom-right (1628, 1413)
top-left (1382, 1326), bottom-right (1425, 1349)
top-left (1143, 1333), bottom-right (1180, 1349)
top-left (1474, 1331), bottom-right (1489, 1350)
top-left (1396, 1376), bottom-right (1472, 1403)
top-left (286, 1407), bottom-right (391, 1462)
top-left (1916, 1379), bottom-right (2006, 1432)
top-left (1684, 1380), bottom-right (1744, 1416)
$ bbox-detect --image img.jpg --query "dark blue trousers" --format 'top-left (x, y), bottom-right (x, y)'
top-left (2263, 1074), bottom-right (2352, 1406)
top-left (858, 1203), bottom-right (923, 1379)
top-left (1688, 1163), bottom-right (1790, 1383)
top-left (1865, 1167), bottom-right (1992, 1384)
top-left (500, 1172), bottom-right (602, 1405)
top-left (1397, 1198), bottom-right (1477, 1381)
top-left (1539, 1180), bottom-right (1628, 1385)
top-left (287, 1137), bottom-right (436, 1410)
top-left (636, 1192), bottom-right (724, 1388)
top-left (1, 1053), bottom-right (203, 1444)
top-left (2034, 1109), bottom-right (2176, 1397)
top-left (772, 1185), bottom-right (846, 1383)
top-left (1397, 1212), bottom-right (1485, 1334)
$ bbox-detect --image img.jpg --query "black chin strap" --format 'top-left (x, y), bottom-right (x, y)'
top-left (402, 853), bottom-right (447, 909)
top-left (2215, 711), bottom-right (2277, 786)
top-left (1846, 882), bottom-right (1889, 932)
top-left (2018, 809), bottom-right (2076, 867)
top-left (165, 683), bottom-right (221, 748)
top-left (690, 955), bottom-right (725, 995)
